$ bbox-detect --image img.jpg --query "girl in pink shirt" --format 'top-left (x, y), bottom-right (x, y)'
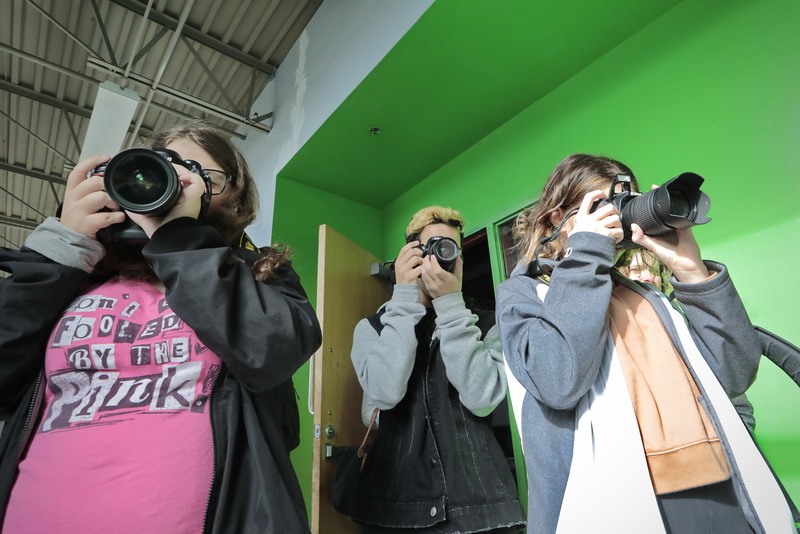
top-left (0, 121), bottom-right (321, 534)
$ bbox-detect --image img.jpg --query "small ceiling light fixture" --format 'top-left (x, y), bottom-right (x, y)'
top-left (369, 125), bottom-right (381, 135)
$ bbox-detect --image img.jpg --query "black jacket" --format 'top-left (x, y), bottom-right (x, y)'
top-left (0, 218), bottom-right (322, 533)
top-left (346, 308), bottom-right (525, 532)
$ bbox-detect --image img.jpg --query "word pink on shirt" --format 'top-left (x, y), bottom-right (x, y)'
top-left (4, 279), bottom-right (221, 534)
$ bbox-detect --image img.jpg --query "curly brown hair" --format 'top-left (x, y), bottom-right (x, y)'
top-left (513, 154), bottom-right (638, 264)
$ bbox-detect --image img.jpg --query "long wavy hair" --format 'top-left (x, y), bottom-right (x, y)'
top-left (94, 120), bottom-right (289, 282)
top-left (513, 153), bottom-right (638, 263)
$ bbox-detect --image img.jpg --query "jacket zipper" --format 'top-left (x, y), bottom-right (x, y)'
top-left (201, 363), bottom-right (224, 534)
top-left (424, 333), bottom-right (448, 517)
top-left (0, 371), bottom-right (44, 524)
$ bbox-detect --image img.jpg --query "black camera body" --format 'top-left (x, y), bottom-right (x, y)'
top-left (592, 173), bottom-right (711, 248)
top-left (93, 148), bottom-right (209, 245)
top-left (419, 236), bottom-right (460, 272)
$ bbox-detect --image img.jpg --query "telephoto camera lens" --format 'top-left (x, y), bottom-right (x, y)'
top-left (423, 236), bottom-right (460, 272)
top-left (620, 172), bottom-right (711, 238)
top-left (592, 172), bottom-right (712, 248)
top-left (102, 148), bottom-right (181, 215)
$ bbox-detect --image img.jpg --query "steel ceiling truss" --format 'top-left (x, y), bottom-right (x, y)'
top-left (5, 0), bottom-right (272, 138)
top-left (107, 0), bottom-right (279, 76)
top-left (0, 214), bottom-right (40, 232)
top-left (0, 0), bottom-right (300, 234)
top-left (0, 108), bottom-right (76, 166)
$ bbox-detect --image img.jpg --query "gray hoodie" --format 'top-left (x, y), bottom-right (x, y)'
top-left (496, 231), bottom-right (762, 534)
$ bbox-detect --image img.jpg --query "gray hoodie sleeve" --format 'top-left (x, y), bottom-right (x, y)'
top-left (24, 217), bottom-right (105, 273)
top-left (351, 284), bottom-right (426, 409)
top-left (496, 231), bottom-right (618, 410)
top-left (432, 291), bottom-right (507, 417)
top-left (361, 393), bottom-right (381, 428)
top-left (671, 261), bottom-right (761, 397)
top-left (351, 284), bottom-right (507, 418)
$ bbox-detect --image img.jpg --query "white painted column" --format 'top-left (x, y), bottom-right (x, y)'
top-left (233, 0), bottom-right (434, 245)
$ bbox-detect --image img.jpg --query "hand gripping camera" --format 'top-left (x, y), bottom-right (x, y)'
top-left (592, 173), bottom-right (711, 248)
top-left (93, 148), bottom-right (212, 245)
top-left (418, 235), bottom-right (460, 272)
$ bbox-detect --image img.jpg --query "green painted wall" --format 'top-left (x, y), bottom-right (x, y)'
top-left (379, 0), bottom-right (800, 506)
top-left (274, 0), bottom-right (799, 518)
top-left (703, 217), bottom-right (800, 495)
top-left (272, 178), bottom-right (382, 514)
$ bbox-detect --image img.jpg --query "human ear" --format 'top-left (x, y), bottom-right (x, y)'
top-left (548, 208), bottom-right (565, 227)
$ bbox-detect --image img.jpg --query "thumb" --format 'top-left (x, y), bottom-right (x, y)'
top-left (453, 255), bottom-right (464, 278)
top-left (630, 224), bottom-right (656, 252)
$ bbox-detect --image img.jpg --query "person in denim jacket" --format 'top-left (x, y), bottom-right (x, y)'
top-left (348, 206), bottom-right (525, 534)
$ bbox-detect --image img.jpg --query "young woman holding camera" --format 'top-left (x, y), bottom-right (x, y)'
top-left (0, 121), bottom-right (321, 533)
top-left (496, 153), bottom-right (795, 533)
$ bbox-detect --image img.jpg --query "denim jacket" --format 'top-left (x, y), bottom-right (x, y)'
top-left (346, 305), bottom-right (525, 532)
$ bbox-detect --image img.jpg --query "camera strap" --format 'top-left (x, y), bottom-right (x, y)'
top-left (528, 208), bottom-right (578, 276)
top-left (197, 178), bottom-right (213, 223)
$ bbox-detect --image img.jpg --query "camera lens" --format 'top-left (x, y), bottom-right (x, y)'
top-left (110, 167), bottom-right (166, 205)
top-left (668, 191), bottom-right (691, 218)
top-left (618, 172), bottom-right (710, 245)
top-left (103, 148), bottom-right (181, 215)
top-left (425, 236), bottom-right (459, 271)
top-left (432, 238), bottom-right (459, 263)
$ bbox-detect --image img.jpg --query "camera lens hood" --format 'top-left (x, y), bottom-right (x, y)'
top-left (623, 172), bottom-right (711, 238)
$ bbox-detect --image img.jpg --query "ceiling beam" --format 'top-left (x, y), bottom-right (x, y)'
top-left (106, 0), bottom-right (278, 76)
top-left (88, 57), bottom-right (269, 135)
top-left (24, 0), bottom-right (101, 61)
top-left (0, 78), bottom-right (155, 140)
top-left (0, 215), bottom-right (40, 231)
top-left (0, 108), bottom-right (75, 164)
top-left (0, 43), bottom-right (97, 84)
top-left (0, 78), bottom-right (91, 119)
top-left (123, 3), bottom-right (167, 74)
top-left (89, 0), bottom-right (119, 66)
top-left (128, 0), bottom-right (194, 142)
top-left (0, 233), bottom-right (21, 248)
top-left (0, 160), bottom-right (68, 186)
top-left (0, 185), bottom-right (48, 219)
top-left (1, 43), bottom-right (255, 139)
top-left (182, 35), bottom-right (238, 111)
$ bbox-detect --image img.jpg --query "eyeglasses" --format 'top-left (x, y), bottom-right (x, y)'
top-left (203, 169), bottom-right (233, 195)
top-left (153, 148), bottom-right (233, 195)
top-left (155, 149), bottom-right (203, 175)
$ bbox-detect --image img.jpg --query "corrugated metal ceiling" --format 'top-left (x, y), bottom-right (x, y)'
top-left (1, 0), bottom-right (323, 250)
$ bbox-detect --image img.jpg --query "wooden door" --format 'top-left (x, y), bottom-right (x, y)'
top-left (311, 225), bottom-right (391, 534)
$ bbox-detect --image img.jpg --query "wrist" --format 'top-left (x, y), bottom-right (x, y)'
top-left (395, 275), bottom-right (418, 285)
top-left (672, 264), bottom-right (711, 284)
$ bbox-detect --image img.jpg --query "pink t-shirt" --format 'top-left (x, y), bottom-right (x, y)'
top-left (3, 279), bottom-right (221, 534)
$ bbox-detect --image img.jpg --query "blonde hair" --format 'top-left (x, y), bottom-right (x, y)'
top-left (405, 206), bottom-right (465, 242)
top-left (513, 154), bottom-right (638, 263)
